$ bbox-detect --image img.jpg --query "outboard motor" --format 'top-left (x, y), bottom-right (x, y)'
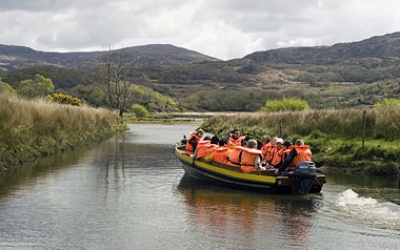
top-left (294, 161), bottom-right (317, 194)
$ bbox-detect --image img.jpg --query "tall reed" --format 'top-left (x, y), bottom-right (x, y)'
top-left (0, 94), bottom-right (121, 170)
top-left (201, 109), bottom-right (400, 175)
top-left (202, 108), bottom-right (400, 141)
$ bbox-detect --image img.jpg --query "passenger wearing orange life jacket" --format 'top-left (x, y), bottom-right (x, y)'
top-left (226, 145), bottom-right (245, 167)
top-left (281, 141), bottom-right (293, 169)
top-left (260, 135), bottom-right (271, 161)
top-left (192, 136), bottom-right (218, 160)
top-left (275, 139), bottom-right (312, 175)
top-left (269, 139), bottom-right (285, 168)
top-left (240, 139), bottom-right (264, 173)
top-left (209, 138), bottom-right (232, 164)
top-left (185, 129), bottom-right (204, 155)
top-left (265, 136), bottom-right (278, 164)
top-left (228, 128), bottom-right (246, 147)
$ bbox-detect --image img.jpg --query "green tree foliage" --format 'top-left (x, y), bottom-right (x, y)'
top-left (373, 98), bottom-right (400, 108)
top-left (1, 66), bottom-right (92, 90)
top-left (181, 89), bottom-right (279, 112)
top-left (131, 104), bottom-right (149, 119)
top-left (0, 77), bottom-right (16, 94)
top-left (45, 93), bottom-right (82, 106)
top-left (261, 97), bottom-right (310, 112)
top-left (17, 74), bottom-right (55, 98)
top-left (131, 84), bottom-right (179, 112)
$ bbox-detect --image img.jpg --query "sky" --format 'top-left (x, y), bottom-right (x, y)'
top-left (1, 0), bottom-right (399, 60)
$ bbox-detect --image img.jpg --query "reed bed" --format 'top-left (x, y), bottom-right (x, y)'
top-left (201, 109), bottom-right (400, 176)
top-left (0, 94), bottom-right (122, 170)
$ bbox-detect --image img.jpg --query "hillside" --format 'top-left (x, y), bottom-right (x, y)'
top-left (245, 32), bottom-right (400, 63)
top-left (0, 44), bottom-right (219, 72)
top-left (1, 32), bottom-right (400, 111)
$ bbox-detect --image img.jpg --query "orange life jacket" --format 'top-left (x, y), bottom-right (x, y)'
top-left (290, 146), bottom-right (313, 167)
top-left (227, 146), bottom-right (244, 167)
top-left (261, 142), bottom-right (272, 159)
top-left (212, 147), bottom-right (231, 164)
top-left (266, 145), bottom-right (277, 163)
top-left (282, 147), bottom-right (293, 169)
top-left (195, 141), bottom-right (218, 159)
top-left (229, 135), bottom-right (246, 146)
top-left (270, 146), bottom-right (284, 167)
top-left (240, 147), bottom-right (262, 173)
top-left (185, 132), bottom-right (200, 155)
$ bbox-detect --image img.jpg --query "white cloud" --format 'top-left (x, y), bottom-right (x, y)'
top-left (0, 0), bottom-right (399, 60)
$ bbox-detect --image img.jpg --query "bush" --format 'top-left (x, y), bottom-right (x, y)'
top-left (131, 104), bottom-right (149, 119)
top-left (45, 93), bottom-right (82, 106)
top-left (261, 97), bottom-right (310, 112)
top-left (373, 98), bottom-right (400, 108)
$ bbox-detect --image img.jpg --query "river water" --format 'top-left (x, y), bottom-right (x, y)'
top-left (0, 124), bottom-right (399, 250)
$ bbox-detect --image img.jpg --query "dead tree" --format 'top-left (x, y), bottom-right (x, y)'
top-left (94, 50), bottom-right (134, 118)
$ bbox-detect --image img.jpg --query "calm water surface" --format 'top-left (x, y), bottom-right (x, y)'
top-left (0, 124), bottom-right (399, 250)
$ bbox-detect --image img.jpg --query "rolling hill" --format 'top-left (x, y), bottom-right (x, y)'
top-left (1, 32), bottom-right (400, 111)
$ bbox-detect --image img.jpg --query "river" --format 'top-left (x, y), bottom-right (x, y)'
top-left (0, 124), bottom-right (399, 250)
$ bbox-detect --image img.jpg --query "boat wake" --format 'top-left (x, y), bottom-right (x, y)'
top-left (334, 189), bottom-right (400, 230)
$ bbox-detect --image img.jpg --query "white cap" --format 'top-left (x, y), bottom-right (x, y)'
top-left (276, 138), bottom-right (284, 144)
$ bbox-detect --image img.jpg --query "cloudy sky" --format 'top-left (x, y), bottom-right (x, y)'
top-left (1, 0), bottom-right (399, 60)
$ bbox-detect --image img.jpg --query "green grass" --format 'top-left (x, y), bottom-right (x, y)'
top-left (200, 109), bottom-right (400, 177)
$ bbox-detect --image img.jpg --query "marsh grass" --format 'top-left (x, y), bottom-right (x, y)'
top-left (201, 109), bottom-right (400, 176)
top-left (0, 94), bottom-right (122, 170)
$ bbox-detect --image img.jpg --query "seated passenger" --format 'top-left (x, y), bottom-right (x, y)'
top-left (185, 128), bottom-right (204, 156)
top-left (209, 138), bottom-right (231, 164)
top-left (265, 136), bottom-right (278, 164)
top-left (269, 138), bottom-right (285, 168)
top-left (240, 139), bottom-right (263, 173)
top-left (227, 145), bottom-right (245, 167)
top-left (228, 128), bottom-right (246, 147)
top-left (193, 136), bottom-right (218, 160)
top-left (260, 135), bottom-right (271, 161)
top-left (275, 139), bottom-right (312, 175)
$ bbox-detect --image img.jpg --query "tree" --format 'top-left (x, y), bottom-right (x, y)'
top-left (261, 97), bottom-right (310, 112)
top-left (131, 104), bottom-right (149, 119)
top-left (0, 77), bottom-right (16, 94)
top-left (17, 74), bottom-right (54, 98)
top-left (373, 98), bottom-right (400, 108)
top-left (94, 50), bottom-right (134, 118)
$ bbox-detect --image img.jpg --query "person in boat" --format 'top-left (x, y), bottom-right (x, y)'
top-left (192, 136), bottom-right (213, 160)
top-left (240, 139), bottom-right (265, 173)
top-left (270, 141), bottom-right (293, 169)
top-left (228, 128), bottom-right (246, 147)
top-left (210, 135), bottom-right (219, 145)
top-left (260, 135), bottom-right (271, 162)
top-left (208, 137), bottom-right (231, 164)
top-left (264, 136), bottom-right (278, 164)
top-left (185, 128), bottom-right (204, 156)
top-left (268, 138), bottom-right (285, 169)
top-left (275, 139), bottom-right (312, 175)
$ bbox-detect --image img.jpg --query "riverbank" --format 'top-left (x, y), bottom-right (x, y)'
top-left (199, 110), bottom-right (400, 177)
top-left (0, 94), bottom-right (125, 171)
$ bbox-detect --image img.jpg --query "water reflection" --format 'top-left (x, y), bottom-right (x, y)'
top-left (178, 174), bottom-right (321, 249)
top-left (1, 124), bottom-right (399, 250)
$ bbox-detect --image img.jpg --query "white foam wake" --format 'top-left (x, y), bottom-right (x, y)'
top-left (335, 189), bottom-right (400, 229)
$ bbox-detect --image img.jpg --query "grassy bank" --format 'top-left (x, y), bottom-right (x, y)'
top-left (0, 94), bottom-right (124, 171)
top-left (200, 109), bottom-right (400, 177)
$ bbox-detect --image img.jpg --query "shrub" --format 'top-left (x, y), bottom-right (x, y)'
top-left (131, 104), bottom-right (149, 119)
top-left (373, 98), bottom-right (400, 108)
top-left (261, 97), bottom-right (310, 112)
top-left (45, 93), bottom-right (82, 106)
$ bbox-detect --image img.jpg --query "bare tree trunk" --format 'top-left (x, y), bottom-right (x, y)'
top-left (94, 49), bottom-right (134, 118)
